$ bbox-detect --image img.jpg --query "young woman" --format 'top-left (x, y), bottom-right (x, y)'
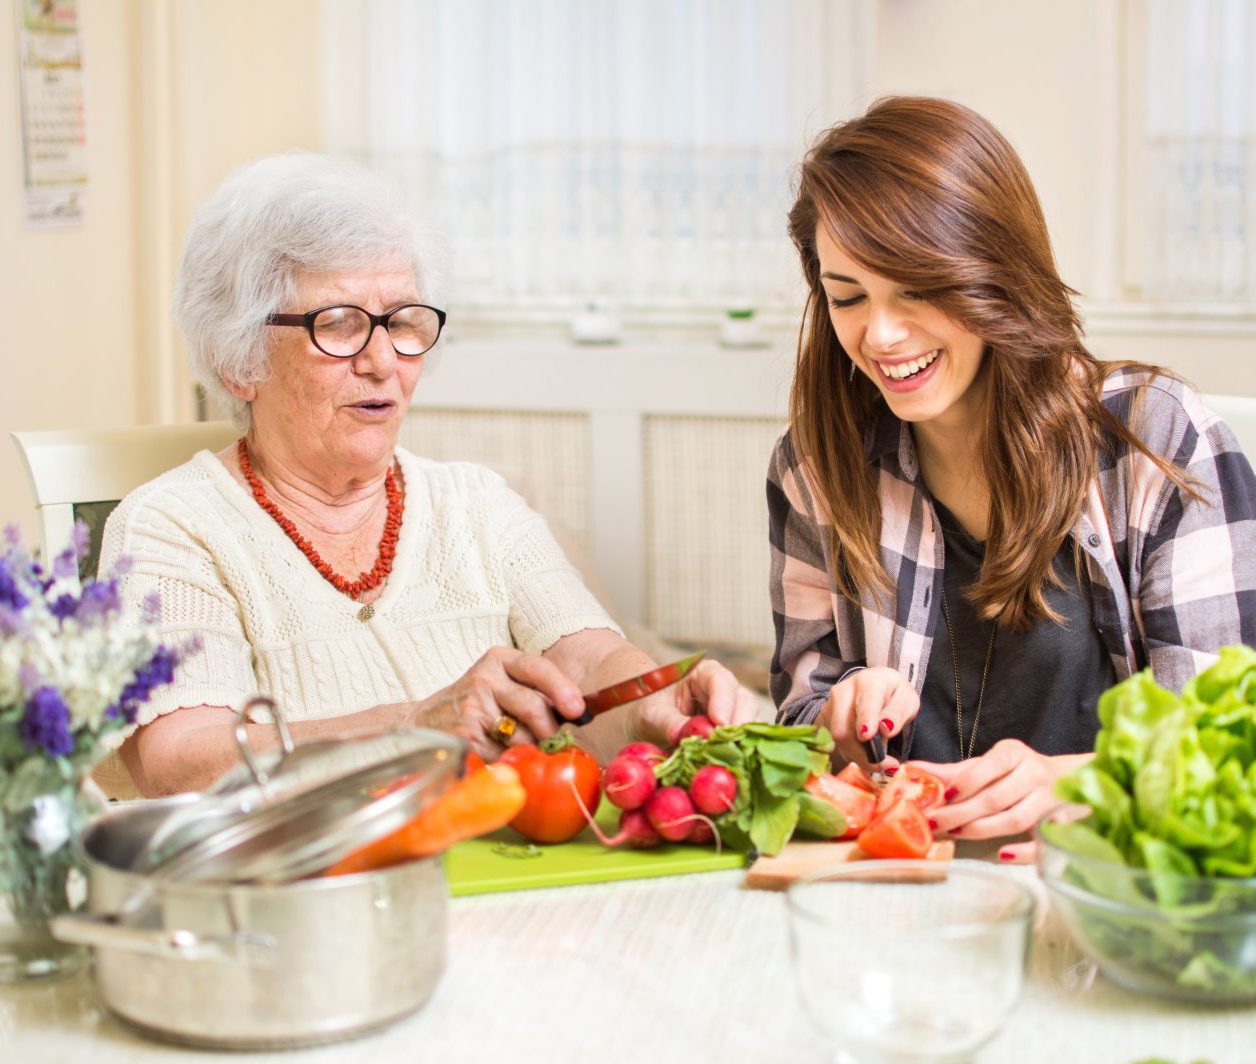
top-left (769, 97), bottom-right (1256, 857)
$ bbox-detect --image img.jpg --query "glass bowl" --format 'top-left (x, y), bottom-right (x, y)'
top-left (786, 860), bottom-right (1034, 1064)
top-left (1037, 808), bottom-right (1256, 1004)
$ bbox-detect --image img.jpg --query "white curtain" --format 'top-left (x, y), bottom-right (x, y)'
top-left (1144, 0), bottom-right (1256, 304)
top-left (324, 0), bottom-right (866, 315)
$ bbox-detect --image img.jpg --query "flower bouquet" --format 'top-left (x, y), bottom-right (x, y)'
top-left (0, 525), bottom-right (189, 980)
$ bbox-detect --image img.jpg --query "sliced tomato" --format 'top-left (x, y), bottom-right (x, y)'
top-left (836, 762), bottom-right (879, 795)
top-left (856, 797), bottom-right (932, 859)
top-left (875, 765), bottom-right (946, 816)
top-left (805, 774), bottom-right (879, 840)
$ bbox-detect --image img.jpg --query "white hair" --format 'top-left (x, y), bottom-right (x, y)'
top-left (173, 153), bottom-right (444, 430)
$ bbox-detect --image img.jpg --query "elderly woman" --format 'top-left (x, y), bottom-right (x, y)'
top-left (103, 153), bottom-right (758, 797)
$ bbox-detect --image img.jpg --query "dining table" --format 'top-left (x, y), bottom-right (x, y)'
top-left (2, 840), bottom-right (1253, 1064)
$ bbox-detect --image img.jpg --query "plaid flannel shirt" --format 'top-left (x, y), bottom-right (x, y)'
top-left (768, 370), bottom-right (1256, 730)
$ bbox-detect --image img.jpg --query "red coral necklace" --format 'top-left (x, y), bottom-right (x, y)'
top-left (237, 438), bottom-right (402, 619)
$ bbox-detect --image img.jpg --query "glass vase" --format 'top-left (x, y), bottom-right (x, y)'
top-left (0, 769), bottom-right (100, 982)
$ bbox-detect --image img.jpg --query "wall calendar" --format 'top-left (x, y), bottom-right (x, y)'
top-left (15, 0), bottom-right (87, 228)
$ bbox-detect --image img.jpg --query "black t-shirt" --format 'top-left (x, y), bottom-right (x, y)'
top-left (904, 499), bottom-right (1116, 763)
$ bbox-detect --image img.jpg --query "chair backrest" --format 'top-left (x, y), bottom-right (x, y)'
top-left (1202, 394), bottom-right (1256, 461)
top-left (11, 421), bottom-right (237, 577)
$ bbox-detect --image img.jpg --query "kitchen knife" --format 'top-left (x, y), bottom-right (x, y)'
top-left (564, 651), bottom-right (707, 726)
top-left (863, 733), bottom-right (889, 787)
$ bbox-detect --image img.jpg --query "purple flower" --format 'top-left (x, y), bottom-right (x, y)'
top-left (50, 593), bottom-right (78, 620)
top-left (75, 579), bottom-right (121, 621)
top-left (3, 524), bottom-right (20, 547)
top-left (0, 559), bottom-right (27, 610)
top-left (116, 646), bottom-right (179, 723)
top-left (70, 521), bottom-right (91, 557)
top-left (19, 663), bottom-right (41, 691)
top-left (19, 687), bottom-right (75, 758)
top-left (52, 547), bottom-right (78, 581)
top-left (141, 592), bottom-right (162, 623)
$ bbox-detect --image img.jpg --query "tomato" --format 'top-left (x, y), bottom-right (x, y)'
top-left (875, 765), bottom-right (946, 816)
top-left (464, 750), bottom-right (487, 775)
top-left (805, 774), bottom-right (879, 839)
top-left (498, 733), bottom-right (602, 844)
top-left (836, 762), bottom-right (879, 795)
top-left (856, 797), bottom-right (933, 859)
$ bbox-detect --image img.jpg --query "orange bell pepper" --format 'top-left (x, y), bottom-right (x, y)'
top-left (324, 762), bottom-right (526, 876)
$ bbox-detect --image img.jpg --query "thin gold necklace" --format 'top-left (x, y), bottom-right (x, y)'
top-left (940, 587), bottom-right (997, 759)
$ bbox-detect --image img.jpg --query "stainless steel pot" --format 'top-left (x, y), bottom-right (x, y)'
top-left (53, 795), bottom-right (448, 1049)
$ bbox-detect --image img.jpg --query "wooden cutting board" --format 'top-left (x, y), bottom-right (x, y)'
top-left (744, 838), bottom-right (955, 891)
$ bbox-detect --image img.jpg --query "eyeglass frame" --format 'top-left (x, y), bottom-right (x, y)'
top-left (266, 303), bottom-right (448, 358)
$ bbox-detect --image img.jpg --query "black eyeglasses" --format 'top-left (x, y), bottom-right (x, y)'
top-left (266, 303), bottom-right (447, 358)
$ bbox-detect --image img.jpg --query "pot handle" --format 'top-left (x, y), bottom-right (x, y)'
top-left (235, 695), bottom-right (295, 786)
top-left (50, 913), bottom-right (277, 966)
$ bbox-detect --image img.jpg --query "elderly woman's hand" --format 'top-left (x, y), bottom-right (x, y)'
top-left (415, 646), bottom-right (586, 759)
top-left (627, 658), bottom-right (764, 749)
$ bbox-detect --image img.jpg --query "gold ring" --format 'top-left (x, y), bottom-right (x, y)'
top-left (490, 714), bottom-right (518, 745)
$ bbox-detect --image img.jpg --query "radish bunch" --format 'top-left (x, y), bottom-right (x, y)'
top-left (597, 723), bottom-right (737, 848)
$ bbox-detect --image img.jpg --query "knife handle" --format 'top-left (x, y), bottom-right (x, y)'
top-left (863, 733), bottom-right (886, 766)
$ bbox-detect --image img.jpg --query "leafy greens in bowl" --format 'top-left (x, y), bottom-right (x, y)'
top-left (1039, 645), bottom-right (1256, 1002)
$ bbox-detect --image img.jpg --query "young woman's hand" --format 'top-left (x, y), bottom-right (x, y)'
top-left (907, 740), bottom-right (1091, 861)
top-left (819, 666), bottom-right (919, 771)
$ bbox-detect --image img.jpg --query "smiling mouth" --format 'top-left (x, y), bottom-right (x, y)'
top-left (874, 349), bottom-right (941, 381)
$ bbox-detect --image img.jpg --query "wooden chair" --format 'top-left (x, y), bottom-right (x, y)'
top-left (10, 421), bottom-right (237, 800)
top-left (10, 421), bottom-right (237, 576)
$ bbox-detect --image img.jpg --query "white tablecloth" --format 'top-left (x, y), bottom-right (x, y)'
top-left (2, 864), bottom-right (1253, 1063)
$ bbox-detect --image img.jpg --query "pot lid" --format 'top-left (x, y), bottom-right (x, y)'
top-left (135, 697), bottom-right (466, 885)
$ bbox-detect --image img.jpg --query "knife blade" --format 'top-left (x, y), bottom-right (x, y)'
top-left (564, 651), bottom-right (707, 726)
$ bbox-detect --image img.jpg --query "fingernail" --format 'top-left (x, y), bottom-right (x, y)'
top-left (884, 765), bottom-right (898, 776)
top-left (879, 718), bottom-right (894, 733)
top-left (858, 724), bottom-right (869, 737)
top-left (927, 818), bottom-right (938, 830)
top-left (944, 787), bottom-right (959, 801)
top-left (999, 850), bottom-right (1015, 861)
top-left (949, 825), bottom-right (962, 835)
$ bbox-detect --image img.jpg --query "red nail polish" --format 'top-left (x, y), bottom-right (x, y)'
top-left (944, 787), bottom-right (959, 801)
top-left (879, 718), bottom-right (894, 732)
top-left (859, 724), bottom-right (869, 737)
top-left (884, 765), bottom-right (898, 776)
top-left (999, 851), bottom-right (1015, 861)
top-left (949, 825), bottom-right (962, 835)
top-left (927, 818), bottom-right (938, 830)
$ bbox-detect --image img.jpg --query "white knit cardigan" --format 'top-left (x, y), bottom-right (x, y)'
top-left (96, 447), bottom-right (619, 779)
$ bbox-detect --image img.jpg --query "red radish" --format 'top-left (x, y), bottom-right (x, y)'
top-left (564, 776), bottom-right (661, 848)
top-left (676, 715), bottom-right (716, 742)
top-left (645, 786), bottom-right (697, 842)
top-left (689, 764), bottom-right (737, 816)
top-left (601, 754), bottom-right (658, 811)
top-left (687, 818), bottom-right (717, 845)
top-left (618, 741), bottom-right (665, 764)
top-left (613, 808), bottom-right (661, 848)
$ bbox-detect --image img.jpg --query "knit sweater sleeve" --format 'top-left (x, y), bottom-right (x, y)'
top-left (478, 471), bottom-right (623, 654)
top-left (99, 477), bottom-right (258, 727)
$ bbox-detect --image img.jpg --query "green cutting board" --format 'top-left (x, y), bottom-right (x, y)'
top-left (443, 799), bottom-right (746, 896)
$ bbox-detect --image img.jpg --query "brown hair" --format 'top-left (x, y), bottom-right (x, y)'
top-left (787, 96), bottom-right (1194, 629)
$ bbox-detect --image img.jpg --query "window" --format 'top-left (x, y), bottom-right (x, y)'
top-left (1131, 0), bottom-right (1256, 307)
top-left (323, 0), bottom-right (869, 319)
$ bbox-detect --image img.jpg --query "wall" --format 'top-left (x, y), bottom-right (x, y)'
top-left (0, 0), bottom-right (321, 546)
top-left (0, 1), bottom-right (143, 544)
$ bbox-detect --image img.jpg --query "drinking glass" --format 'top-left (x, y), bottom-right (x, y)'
top-left (787, 860), bottom-right (1034, 1064)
